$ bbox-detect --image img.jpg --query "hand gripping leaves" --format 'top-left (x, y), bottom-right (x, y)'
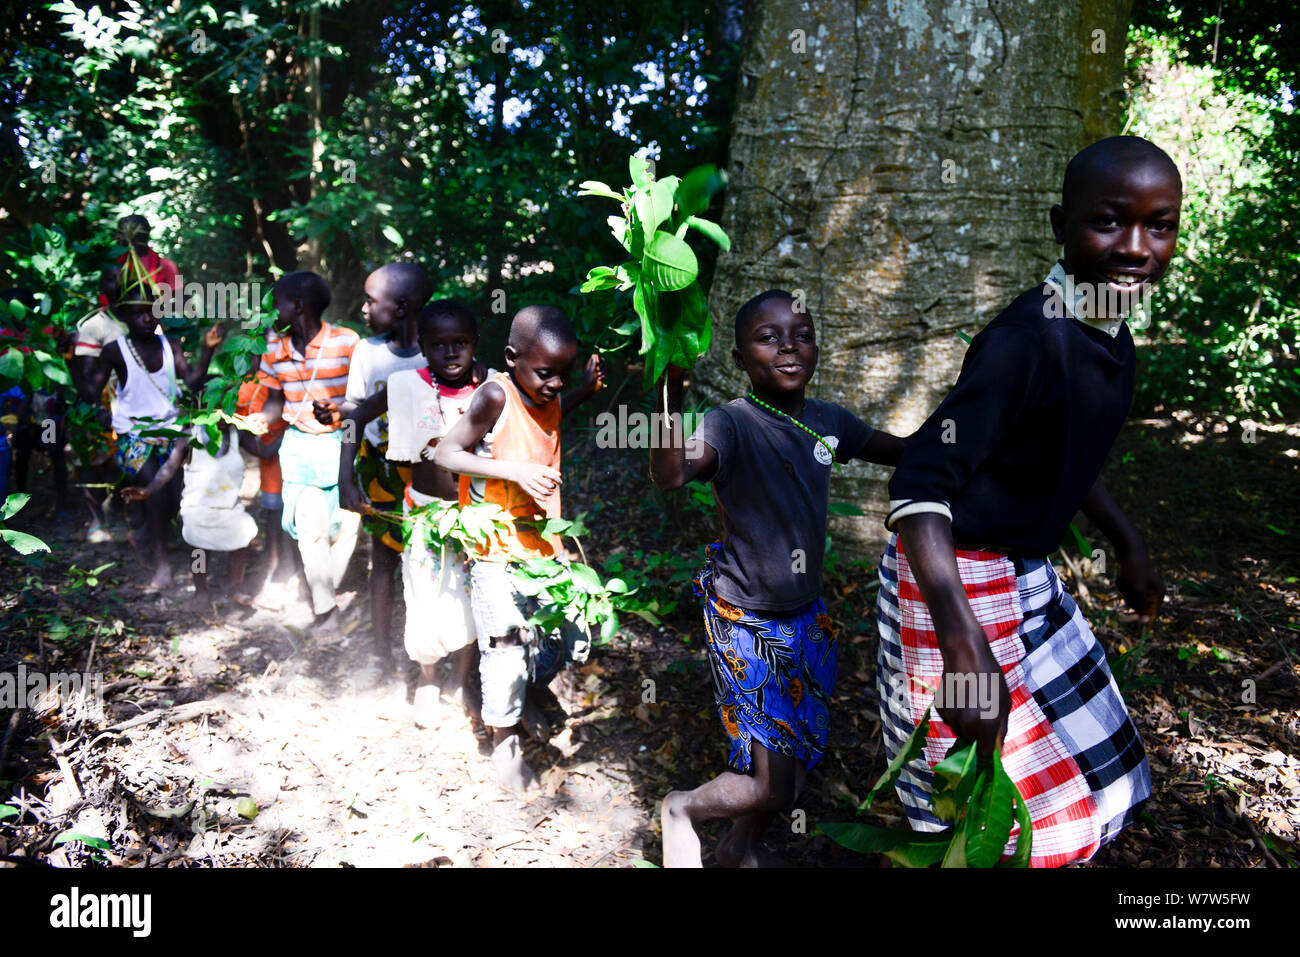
top-left (816, 715), bottom-right (1034, 868)
top-left (578, 157), bottom-right (730, 388)
top-left (382, 500), bottom-right (665, 647)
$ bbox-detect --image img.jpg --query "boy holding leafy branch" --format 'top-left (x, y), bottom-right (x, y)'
top-left (652, 291), bottom-right (905, 867)
top-left (340, 262), bottom-right (435, 672)
top-left (434, 305), bottom-right (604, 791)
top-left (340, 299), bottom-right (491, 725)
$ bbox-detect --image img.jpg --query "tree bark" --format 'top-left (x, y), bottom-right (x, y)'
top-left (697, 0), bottom-right (1132, 553)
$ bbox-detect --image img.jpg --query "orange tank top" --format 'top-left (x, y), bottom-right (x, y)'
top-left (459, 371), bottom-right (562, 561)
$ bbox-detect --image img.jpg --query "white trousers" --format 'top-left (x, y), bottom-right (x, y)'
top-left (294, 485), bottom-right (360, 615)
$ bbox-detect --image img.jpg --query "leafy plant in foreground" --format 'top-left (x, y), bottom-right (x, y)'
top-left (381, 499), bottom-right (658, 645)
top-left (817, 714), bottom-right (1033, 867)
top-left (1, 494), bottom-right (50, 556)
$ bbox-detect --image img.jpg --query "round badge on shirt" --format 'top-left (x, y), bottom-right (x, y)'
top-left (814, 434), bottom-right (839, 466)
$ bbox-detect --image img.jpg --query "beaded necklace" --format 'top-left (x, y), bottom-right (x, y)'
top-left (123, 332), bottom-right (178, 403)
top-left (745, 391), bottom-right (840, 471)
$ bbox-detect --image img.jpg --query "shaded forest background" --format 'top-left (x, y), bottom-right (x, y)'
top-left (1, 0), bottom-right (1295, 422)
top-left (0, 0), bottom-right (1298, 870)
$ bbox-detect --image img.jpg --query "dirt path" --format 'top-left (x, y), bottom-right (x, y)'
top-left (2, 413), bottom-right (1298, 867)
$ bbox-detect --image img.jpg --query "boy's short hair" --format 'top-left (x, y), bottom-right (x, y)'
top-left (734, 289), bottom-right (797, 341)
top-left (274, 270), bottom-right (331, 316)
top-left (418, 298), bottom-right (476, 336)
top-left (508, 304), bottom-right (575, 353)
top-left (1062, 136), bottom-right (1182, 209)
top-left (379, 262), bottom-right (434, 307)
top-left (117, 214), bottom-right (150, 237)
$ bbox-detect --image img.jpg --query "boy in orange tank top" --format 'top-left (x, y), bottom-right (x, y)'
top-left (435, 305), bottom-right (604, 791)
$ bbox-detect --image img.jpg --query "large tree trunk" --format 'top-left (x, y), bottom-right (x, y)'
top-left (697, 0), bottom-right (1131, 554)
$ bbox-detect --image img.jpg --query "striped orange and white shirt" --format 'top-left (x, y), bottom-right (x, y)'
top-left (256, 322), bottom-right (359, 434)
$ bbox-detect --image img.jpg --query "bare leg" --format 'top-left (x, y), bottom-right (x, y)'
top-left (444, 644), bottom-right (480, 718)
top-left (482, 628), bottom-right (535, 791)
top-left (413, 663), bottom-right (441, 728)
top-left (661, 743), bottom-right (799, 868)
top-left (716, 760), bottom-right (807, 866)
top-left (229, 548), bottom-right (252, 605)
top-left (369, 533), bottom-right (399, 665)
top-left (192, 569), bottom-right (212, 609)
top-left (50, 438), bottom-right (69, 517)
top-left (491, 725), bottom-right (536, 793)
top-left (138, 457), bottom-right (173, 591)
top-left (265, 507), bottom-right (286, 581)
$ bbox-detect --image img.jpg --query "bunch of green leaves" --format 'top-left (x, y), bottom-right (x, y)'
top-left (601, 551), bottom-right (680, 620)
top-left (156, 289), bottom-right (278, 452)
top-left (0, 310), bottom-right (70, 396)
top-left (0, 225), bottom-right (100, 396)
top-left (402, 500), bottom-right (666, 644)
top-left (0, 225), bottom-right (122, 471)
top-left (510, 516), bottom-right (669, 645)
top-left (817, 715), bottom-right (1032, 868)
top-left (0, 494), bottom-right (51, 557)
top-left (403, 499), bottom-right (518, 558)
top-left (579, 157), bottom-right (730, 387)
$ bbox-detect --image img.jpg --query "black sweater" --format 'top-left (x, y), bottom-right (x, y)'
top-left (886, 283), bottom-right (1136, 556)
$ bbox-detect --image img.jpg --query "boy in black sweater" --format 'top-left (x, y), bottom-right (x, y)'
top-left (879, 136), bottom-right (1179, 866)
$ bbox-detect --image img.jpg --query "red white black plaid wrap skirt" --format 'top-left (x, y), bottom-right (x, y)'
top-left (876, 532), bottom-right (1151, 867)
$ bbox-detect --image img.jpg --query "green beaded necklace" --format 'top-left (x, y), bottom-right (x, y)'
top-left (746, 391), bottom-right (840, 471)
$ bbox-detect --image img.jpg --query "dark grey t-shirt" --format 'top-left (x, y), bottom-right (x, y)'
top-left (694, 397), bottom-right (874, 613)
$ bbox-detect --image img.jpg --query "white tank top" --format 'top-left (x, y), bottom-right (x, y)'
top-left (112, 333), bottom-right (179, 434)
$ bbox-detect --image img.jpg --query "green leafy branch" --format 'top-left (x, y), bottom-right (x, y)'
top-left (578, 156), bottom-right (730, 387)
top-left (371, 501), bottom-right (662, 645)
top-left (1, 493), bottom-right (51, 557)
top-left (816, 714), bottom-right (1033, 868)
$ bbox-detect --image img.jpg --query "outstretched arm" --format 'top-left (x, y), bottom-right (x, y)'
top-left (237, 426), bottom-right (282, 460)
top-left (649, 364), bottom-right (717, 491)
top-left (561, 353), bottom-right (606, 418)
top-left (854, 430), bottom-right (906, 467)
top-left (172, 325), bottom-right (225, 392)
top-left (260, 387), bottom-right (286, 427)
top-left (122, 437), bottom-right (190, 501)
top-left (1080, 478), bottom-right (1163, 623)
top-left (339, 390), bottom-right (389, 513)
top-left (435, 381), bottom-right (562, 503)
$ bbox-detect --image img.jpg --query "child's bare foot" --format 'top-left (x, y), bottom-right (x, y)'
top-left (144, 562), bottom-right (173, 593)
top-left (254, 579), bottom-right (291, 611)
top-left (661, 791), bottom-right (704, 868)
top-left (491, 731), bottom-right (537, 793)
top-left (520, 693), bottom-right (552, 742)
top-left (413, 684), bottom-right (443, 728)
top-left (189, 588), bottom-right (215, 613)
top-left (312, 606), bottom-right (344, 641)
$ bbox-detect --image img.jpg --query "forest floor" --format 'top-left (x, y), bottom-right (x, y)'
top-left (1, 409), bottom-right (1298, 868)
